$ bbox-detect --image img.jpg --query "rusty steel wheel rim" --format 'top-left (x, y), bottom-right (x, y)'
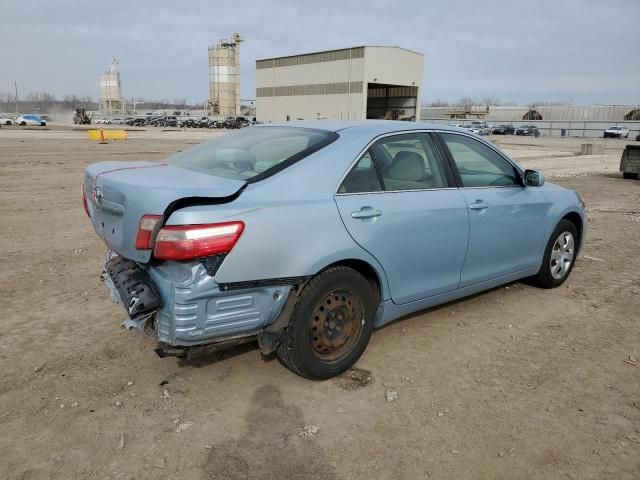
top-left (309, 290), bottom-right (364, 361)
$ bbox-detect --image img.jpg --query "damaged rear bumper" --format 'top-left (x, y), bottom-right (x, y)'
top-left (101, 252), bottom-right (292, 351)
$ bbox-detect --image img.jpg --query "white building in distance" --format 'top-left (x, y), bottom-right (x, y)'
top-left (256, 46), bottom-right (423, 122)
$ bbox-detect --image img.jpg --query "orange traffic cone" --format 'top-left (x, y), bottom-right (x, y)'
top-left (99, 128), bottom-right (108, 144)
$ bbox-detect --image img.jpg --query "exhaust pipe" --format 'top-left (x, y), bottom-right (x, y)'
top-left (154, 346), bottom-right (187, 358)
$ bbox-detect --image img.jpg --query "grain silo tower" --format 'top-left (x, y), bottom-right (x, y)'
top-left (208, 33), bottom-right (243, 116)
top-left (99, 57), bottom-right (124, 113)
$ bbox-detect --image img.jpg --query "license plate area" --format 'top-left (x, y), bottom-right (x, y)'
top-left (106, 256), bottom-right (163, 319)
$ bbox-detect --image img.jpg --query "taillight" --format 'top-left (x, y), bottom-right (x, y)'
top-left (153, 221), bottom-right (244, 261)
top-left (82, 184), bottom-right (90, 217)
top-left (135, 215), bottom-right (163, 250)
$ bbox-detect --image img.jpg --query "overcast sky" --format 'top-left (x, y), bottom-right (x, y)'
top-left (1, 0), bottom-right (638, 106)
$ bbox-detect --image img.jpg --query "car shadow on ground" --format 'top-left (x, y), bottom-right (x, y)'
top-left (204, 384), bottom-right (341, 480)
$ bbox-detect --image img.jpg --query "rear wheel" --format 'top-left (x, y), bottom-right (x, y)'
top-left (531, 219), bottom-right (578, 289)
top-left (276, 266), bottom-right (376, 379)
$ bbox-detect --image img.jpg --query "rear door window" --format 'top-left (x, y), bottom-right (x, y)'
top-left (338, 152), bottom-right (382, 193)
top-left (375, 133), bottom-right (447, 191)
top-left (339, 133), bottom-right (449, 193)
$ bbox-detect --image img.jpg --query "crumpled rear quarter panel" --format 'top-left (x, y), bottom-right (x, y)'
top-left (146, 261), bottom-right (290, 346)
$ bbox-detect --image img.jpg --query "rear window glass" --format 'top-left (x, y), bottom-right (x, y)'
top-left (166, 126), bottom-right (337, 181)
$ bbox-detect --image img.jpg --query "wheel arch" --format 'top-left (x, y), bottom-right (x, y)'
top-left (315, 258), bottom-right (386, 305)
top-left (561, 211), bottom-right (584, 252)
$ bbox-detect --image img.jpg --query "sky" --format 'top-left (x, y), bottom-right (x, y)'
top-left (1, 0), bottom-right (639, 106)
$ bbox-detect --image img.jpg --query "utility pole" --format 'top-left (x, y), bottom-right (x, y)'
top-left (14, 81), bottom-right (18, 116)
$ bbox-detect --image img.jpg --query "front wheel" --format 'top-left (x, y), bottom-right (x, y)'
top-left (276, 266), bottom-right (376, 379)
top-left (530, 219), bottom-right (578, 289)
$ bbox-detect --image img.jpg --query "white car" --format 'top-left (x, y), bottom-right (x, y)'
top-left (604, 126), bottom-right (629, 138)
top-left (0, 116), bottom-right (13, 125)
top-left (466, 122), bottom-right (491, 136)
top-left (16, 114), bottom-right (47, 126)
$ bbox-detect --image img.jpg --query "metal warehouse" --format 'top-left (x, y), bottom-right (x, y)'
top-left (256, 46), bottom-right (423, 122)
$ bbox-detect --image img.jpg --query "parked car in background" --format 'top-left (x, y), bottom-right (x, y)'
top-left (636, 134), bottom-right (640, 141)
top-left (16, 114), bottom-right (47, 126)
top-left (0, 116), bottom-right (14, 125)
top-left (603, 126), bottom-right (629, 138)
top-left (235, 116), bottom-right (250, 127)
top-left (466, 121), bottom-right (491, 136)
top-left (516, 124), bottom-right (540, 137)
top-left (127, 117), bottom-right (147, 127)
top-left (448, 123), bottom-right (464, 128)
top-left (492, 124), bottom-right (515, 135)
top-left (620, 144), bottom-right (640, 179)
top-left (84, 121), bottom-right (586, 379)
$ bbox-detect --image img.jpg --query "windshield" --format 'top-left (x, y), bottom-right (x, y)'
top-left (609, 126), bottom-right (621, 130)
top-left (167, 126), bottom-right (338, 181)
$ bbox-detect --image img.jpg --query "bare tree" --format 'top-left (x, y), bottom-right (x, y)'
top-left (482, 96), bottom-right (501, 106)
top-left (424, 99), bottom-right (450, 107)
top-left (455, 97), bottom-right (477, 109)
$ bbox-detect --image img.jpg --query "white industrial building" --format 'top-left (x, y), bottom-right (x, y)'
top-left (256, 46), bottom-right (423, 122)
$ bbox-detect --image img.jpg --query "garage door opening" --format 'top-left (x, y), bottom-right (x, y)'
top-left (366, 83), bottom-right (418, 121)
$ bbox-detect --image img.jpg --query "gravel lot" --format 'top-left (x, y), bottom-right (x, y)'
top-left (1, 127), bottom-right (639, 480)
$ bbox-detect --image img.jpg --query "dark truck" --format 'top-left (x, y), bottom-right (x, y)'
top-left (620, 144), bottom-right (640, 179)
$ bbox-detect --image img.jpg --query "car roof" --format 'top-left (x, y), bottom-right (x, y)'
top-left (261, 120), bottom-right (467, 135)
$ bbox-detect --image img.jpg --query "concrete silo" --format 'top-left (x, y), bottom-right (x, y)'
top-left (99, 57), bottom-right (124, 113)
top-left (208, 33), bottom-right (243, 116)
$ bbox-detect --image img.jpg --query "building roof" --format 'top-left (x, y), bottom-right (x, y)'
top-left (256, 45), bottom-right (423, 63)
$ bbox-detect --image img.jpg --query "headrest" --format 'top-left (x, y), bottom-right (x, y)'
top-left (387, 151), bottom-right (425, 181)
top-left (217, 149), bottom-right (256, 170)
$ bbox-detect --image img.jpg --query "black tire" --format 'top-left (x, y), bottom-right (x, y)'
top-left (623, 172), bottom-right (639, 180)
top-left (276, 266), bottom-right (376, 379)
top-left (530, 219), bottom-right (579, 289)
top-left (20, 121), bottom-right (26, 126)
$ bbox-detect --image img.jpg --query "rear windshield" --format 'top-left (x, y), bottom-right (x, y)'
top-left (167, 126), bottom-right (337, 181)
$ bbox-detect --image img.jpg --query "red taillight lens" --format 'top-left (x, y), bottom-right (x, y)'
top-left (82, 184), bottom-right (90, 217)
top-left (153, 221), bottom-right (244, 261)
top-left (135, 215), bottom-right (163, 250)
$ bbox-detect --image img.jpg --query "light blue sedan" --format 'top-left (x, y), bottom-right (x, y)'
top-left (83, 121), bottom-right (585, 379)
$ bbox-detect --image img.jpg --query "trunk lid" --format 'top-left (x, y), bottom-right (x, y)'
top-left (84, 161), bottom-right (246, 262)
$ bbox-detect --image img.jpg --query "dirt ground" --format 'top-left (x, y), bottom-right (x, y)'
top-left (1, 127), bottom-right (639, 480)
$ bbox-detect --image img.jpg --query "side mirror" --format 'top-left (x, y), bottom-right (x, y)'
top-left (524, 169), bottom-right (545, 187)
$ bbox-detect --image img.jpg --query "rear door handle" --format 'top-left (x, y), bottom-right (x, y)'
top-left (351, 207), bottom-right (383, 219)
top-left (469, 201), bottom-right (489, 210)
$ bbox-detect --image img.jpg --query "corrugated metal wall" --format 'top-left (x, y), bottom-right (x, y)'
top-left (421, 105), bottom-right (640, 122)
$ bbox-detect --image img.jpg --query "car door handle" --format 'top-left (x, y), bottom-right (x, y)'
top-left (351, 207), bottom-right (382, 219)
top-left (469, 201), bottom-right (489, 210)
